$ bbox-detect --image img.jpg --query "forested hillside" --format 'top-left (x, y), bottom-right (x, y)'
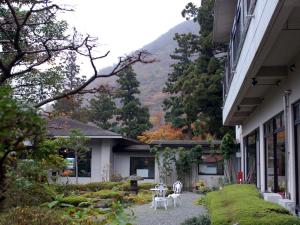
top-left (89, 20), bottom-right (199, 117)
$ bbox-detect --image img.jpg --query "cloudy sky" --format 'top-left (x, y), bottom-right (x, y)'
top-left (59, 0), bottom-right (200, 75)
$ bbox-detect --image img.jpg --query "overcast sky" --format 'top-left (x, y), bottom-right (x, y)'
top-left (59, 0), bottom-right (200, 75)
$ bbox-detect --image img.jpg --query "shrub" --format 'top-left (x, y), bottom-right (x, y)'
top-left (138, 182), bottom-right (156, 190)
top-left (0, 207), bottom-right (71, 225)
top-left (123, 190), bottom-right (152, 205)
top-left (60, 196), bottom-right (89, 206)
top-left (111, 173), bottom-right (123, 182)
top-left (206, 184), bottom-right (300, 225)
top-left (83, 190), bottom-right (125, 199)
top-left (2, 181), bottom-right (54, 208)
top-left (118, 181), bottom-right (130, 191)
top-left (181, 215), bottom-right (211, 225)
top-left (53, 181), bottom-right (128, 194)
top-left (194, 196), bottom-right (206, 205)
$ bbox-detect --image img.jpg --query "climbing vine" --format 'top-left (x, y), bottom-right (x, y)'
top-left (151, 145), bottom-right (203, 188)
top-left (220, 133), bottom-right (236, 184)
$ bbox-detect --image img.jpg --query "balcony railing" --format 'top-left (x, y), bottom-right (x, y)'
top-left (222, 0), bottom-right (257, 103)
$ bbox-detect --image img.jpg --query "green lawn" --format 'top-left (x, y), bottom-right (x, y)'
top-left (205, 184), bottom-right (300, 225)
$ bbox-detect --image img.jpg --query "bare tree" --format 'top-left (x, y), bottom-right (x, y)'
top-left (0, 0), bottom-right (154, 107)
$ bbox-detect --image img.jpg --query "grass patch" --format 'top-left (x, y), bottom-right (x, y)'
top-left (205, 184), bottom-right (300, 225)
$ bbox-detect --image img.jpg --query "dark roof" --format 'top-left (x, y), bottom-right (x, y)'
top-left (150, 140), bottom-right (221, 146)
top-left (46, 117), bottom-right (122, 138)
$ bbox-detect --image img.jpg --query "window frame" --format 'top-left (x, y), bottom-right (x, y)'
top-left (129, 157), bottom-right (155, 179)
top-left (198, 159), bottom-right (224, 176)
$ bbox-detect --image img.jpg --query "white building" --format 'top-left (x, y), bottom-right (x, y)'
top-left (47, 117), bottom-right (225, 188)
top-left (47, 117), bottom-right (156, 184)
top-left (214, 0), bottom-right (300, 212)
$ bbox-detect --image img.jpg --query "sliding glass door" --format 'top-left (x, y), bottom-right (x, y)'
top-left (264, 113), bottom-right (285, 193)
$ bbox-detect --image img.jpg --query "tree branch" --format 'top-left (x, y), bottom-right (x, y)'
top-left (34, 50), bottom-right (155, 108)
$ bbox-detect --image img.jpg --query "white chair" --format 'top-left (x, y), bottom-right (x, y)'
top-left (168, 181), bottom-right (182, 207)
top-left (154, 183), bottom-right (168, 210)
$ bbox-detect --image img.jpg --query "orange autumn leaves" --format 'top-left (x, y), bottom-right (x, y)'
top-left (137, 124), bottom-right (184, 143)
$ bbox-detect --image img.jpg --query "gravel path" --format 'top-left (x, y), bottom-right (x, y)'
top-left (130, 192), bottom-right (207, 225)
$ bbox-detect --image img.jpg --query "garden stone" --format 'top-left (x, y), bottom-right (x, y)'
top-left (94, 199), bottom-right (112, 208)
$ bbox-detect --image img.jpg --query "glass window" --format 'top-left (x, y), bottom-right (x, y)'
top-left (60, 148), bottom-right (91, 177)
top-left (245, 131), bottom-right (258, 184)
top-left (295, 124), bottom-right (300, 206)
top-left (294, 101), bottom-right (300, 207)
top-left (274, 113), bottom-right (284, 131)
top-left (266, 135), bottom-right (275, 191)
top-left (264, 112), bottom-right (286, 193)
top-left (295, 103), bottom-right (300, 121)
top-left (130, 157), bottom-right (155, 179)
top-left (198, 155), bottom-right (224, 175)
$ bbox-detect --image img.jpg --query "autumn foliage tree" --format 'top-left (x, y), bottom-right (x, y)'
top-left (138, 124), bottom-right (184, 143)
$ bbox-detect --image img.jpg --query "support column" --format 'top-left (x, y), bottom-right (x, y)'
top-left (259, 124), bottom-right (266, 192)
top-left (284, 90), bottom-right (292, 199)
top-left (100, 139), bottom-right (113, 181)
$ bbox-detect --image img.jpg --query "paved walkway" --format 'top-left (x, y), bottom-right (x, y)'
top-left (130, 192), bottom-right (207, 225)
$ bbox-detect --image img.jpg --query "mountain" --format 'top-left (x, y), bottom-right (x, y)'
top-left (88, 20), bottom-right (200, 123)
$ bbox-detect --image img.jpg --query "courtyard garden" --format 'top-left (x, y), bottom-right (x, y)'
top-left (0, 180), bottom-right (156, 225)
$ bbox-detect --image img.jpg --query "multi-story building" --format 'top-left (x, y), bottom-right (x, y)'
top-left (213, 0), bottom-right (300, 213)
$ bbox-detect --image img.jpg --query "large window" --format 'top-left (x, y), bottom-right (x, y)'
top-left (130, 157), bottom-right (155, 179)
top-left (60, 148), bottom-right (91, 177)
top-left (198, 154), bottom-right (224, 175)
top-left (264, 113), bottom-right (285, 193)
top-left (294, 101), bottom-right (300, 208)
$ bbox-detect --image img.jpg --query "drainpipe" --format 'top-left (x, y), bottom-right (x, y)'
top-left (284, 90), bottom-right (291, 199)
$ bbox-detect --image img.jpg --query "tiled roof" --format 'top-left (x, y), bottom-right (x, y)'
top-left (46, 117), bottom-right (122, 138)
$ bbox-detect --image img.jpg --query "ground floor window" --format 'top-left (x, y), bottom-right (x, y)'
top-left (60, 148), bottom-right (91, 177)
top-left (130, 157), bottom-right (155, 179)
top-left (264, 113), bottom-right (285, 193)
top-left (244, 130), bottom-right (259, 184)
top-left (198, 154), bottom-right (224, 175)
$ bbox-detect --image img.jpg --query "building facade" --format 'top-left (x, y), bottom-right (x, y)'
top-left (214, 0), bottom-right (300, 212)
top-left (47, 117), bottom-right (225, 187)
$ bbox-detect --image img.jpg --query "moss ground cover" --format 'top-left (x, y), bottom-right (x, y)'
top-left (205, 184), bottom-right (300, 225)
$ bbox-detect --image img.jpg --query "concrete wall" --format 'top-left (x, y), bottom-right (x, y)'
top-left (113, 151), bottom-right (156, 182)
top-left (197, 175), bottom-right (224, 187)
top-left (239, 54), bottom-right (300, 200)
top-left (56, 138), bottom-right (116, 184)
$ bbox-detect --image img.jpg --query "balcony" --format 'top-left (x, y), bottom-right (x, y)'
top-left (218, 0), bottom-right (300, 125)
top-left (222, 0), bottom-right (257, 103)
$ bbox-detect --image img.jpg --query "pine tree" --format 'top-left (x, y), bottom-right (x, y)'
top-left (88, 91), bottom-right (117, 130)
top-left (116, 66), bottom-right (152, 138)
top-left (163, 0), bottom-right (231, 139)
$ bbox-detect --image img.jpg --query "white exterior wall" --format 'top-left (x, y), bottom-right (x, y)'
top-left (99, 139), bottom-right (113, 181)
top-left (113, 152), bottom-right (156, 182)
top-left (56, 139), bottom-right (115, 184)
top-left (223, 0), bottom-right (280, 123)
top-left (239, 55), bottom-right (300, 200)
